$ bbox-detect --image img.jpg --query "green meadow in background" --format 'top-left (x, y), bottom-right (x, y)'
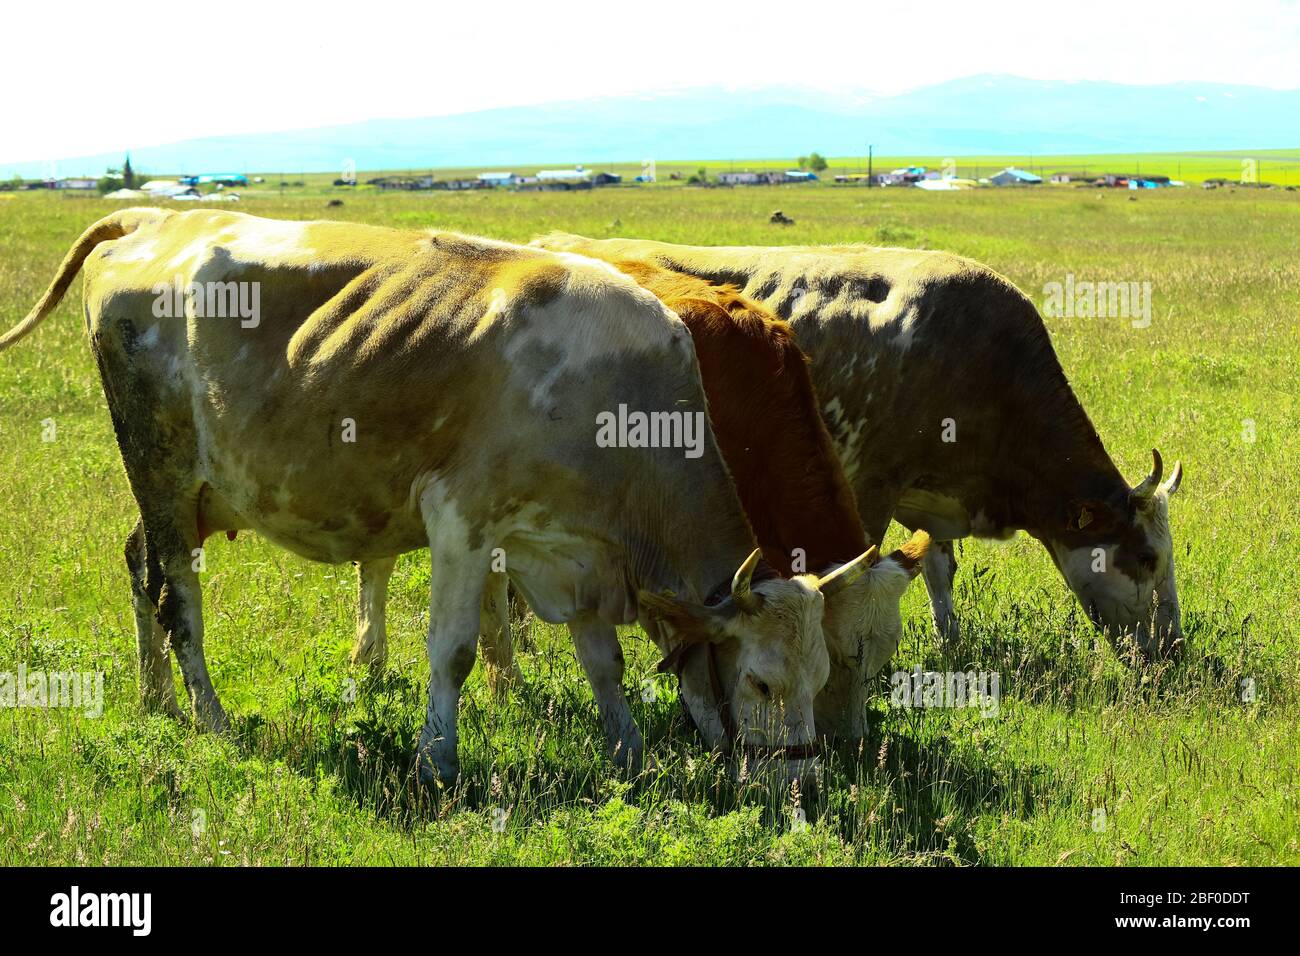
top-left (0, 179), bottom-right (1296, 865)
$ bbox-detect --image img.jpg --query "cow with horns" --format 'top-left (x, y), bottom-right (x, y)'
top-left (1, 210), bottom-right (913, 787)
top-left (533, 234), bottom-right (1185, 661)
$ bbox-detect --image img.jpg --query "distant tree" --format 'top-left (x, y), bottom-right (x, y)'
top-left (807, 152), bottom-right (828, 172)
top-left (98, 165), bottom-right (149, 194)
top-left (687, 167), bottom-right (709, 185)
top-left (797, 155), bottom-right (809, 169)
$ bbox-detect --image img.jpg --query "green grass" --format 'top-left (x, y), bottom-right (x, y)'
top-left (0, 184), bottom-right (1297, 865)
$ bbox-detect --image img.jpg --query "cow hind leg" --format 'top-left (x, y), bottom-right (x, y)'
top-left (351, 557), bottom-right (396, 668)
top-left (93, 333), bottom-right (224, 731)
top-left (125, 518), bottom-right (182, 718)
top-left (568, 614), bottom-right (643, 770)
top-left (477, 572), bottom-right (522, 698)
top-left (923, 540), bottom-right (961, 646)
top-left (132, 518), bottom-right (226, 733)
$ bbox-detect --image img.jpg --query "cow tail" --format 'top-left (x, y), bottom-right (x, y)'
top-left (0, 207), bottom-right (172, 352)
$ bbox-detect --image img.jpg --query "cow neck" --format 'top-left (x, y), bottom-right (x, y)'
top-left (617, 427), bottom-right (759, 609)
top-left (999, 395), bottom-right (1131, 541)
top-left (649, 279), bottom-right (868, 577)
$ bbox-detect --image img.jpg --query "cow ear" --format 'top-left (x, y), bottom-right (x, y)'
top-left (889, 530), bottom-right (931, 580)
top-left (638, 590), bottom-right (728, 641)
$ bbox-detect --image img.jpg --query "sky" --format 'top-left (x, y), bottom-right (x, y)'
top-left (2, 0), bottom-right (1298, 165)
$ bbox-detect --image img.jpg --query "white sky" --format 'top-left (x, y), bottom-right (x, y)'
top-left (2, 0), bottom-right (1298, 164)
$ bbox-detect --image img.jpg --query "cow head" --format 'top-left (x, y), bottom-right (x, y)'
top-left (813, 530), bottom-right (931, 738)
top-left (641, 548), bottom-right (868, 784)
top-left (1048, 450), bottom-right (1184, 660)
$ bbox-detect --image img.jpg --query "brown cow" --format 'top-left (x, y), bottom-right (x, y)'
top-left (613, 261), bottom-right (930, 739)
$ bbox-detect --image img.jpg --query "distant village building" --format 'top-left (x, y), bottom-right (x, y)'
top-left (718, 170), bottom-right (817, 186)
top-left (477, 172), bottom-right (519, 187)
top-left (140, 180), bottom-right (202, 199)
top-left (537, 168), bottom-right (591, 183)
top-left (518, 178), bottom-right (592, 192)
top-left (180, 174), bottom-right (249, 187)
top-left (1127, 176), bottom-right (1181, 190)
top-left (527, 168), bottom-right (619, 189)
top-left (374, 176), bottom-right (435, 190)
top-left (892, 166), bottom-right (928, 183)
top-left (56, 178), bottom-right (98, 190)
top-left (913, 178), bottom-right (969, 191)
top-left (1050, 173), bottom-right (1072, 183)
top-left (989, 167), bottom-right (1042, 186)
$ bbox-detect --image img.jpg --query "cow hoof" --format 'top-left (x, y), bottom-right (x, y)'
top-left (160, 699), bottom-right (186, 722)
top-left (193, 699), bottom-right (229, 735)
top-left (933, 614), bottom-right (961, 648)
top-left (349, 639), bottom-right (386, 669)
top-left (141, 690), bottom-right (186, 722)
top-left (415, 737), bottom-right (458, 789)
top-left (610, 731), bottom-right (645, 772)
top-left (416, 756), bottom-right (458, 791)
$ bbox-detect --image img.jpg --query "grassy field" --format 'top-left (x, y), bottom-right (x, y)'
top-left (0, 183), bottom-right (1296, 865)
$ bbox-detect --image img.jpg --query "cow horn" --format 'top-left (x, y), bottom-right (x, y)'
top-left (1162, 459), bottom-right (1183, 496)
top-left (1131, 448), bottom-right (1164, 502)
top-left (731, 549), bottom-right (762, 611)
top-left (816, 545), bottom-right (881, 596)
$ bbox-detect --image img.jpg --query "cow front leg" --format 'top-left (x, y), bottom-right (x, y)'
top-left (569, 614), bottom-right (643, 770)
top-left (416, 492), bottom-right (493, 788)
top-left (124, 518), bottom-right (182, 718)
top-left (477, 572), bottom-right (522, 698)
top-left (351, 557), bottom-right (396, 668)
top-left (923, 539), bottom-right (960, 645)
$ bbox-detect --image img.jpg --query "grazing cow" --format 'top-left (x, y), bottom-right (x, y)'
top-left (2, 209), bottom-right (883, 786)
top-left (618, 260), bottom-right (929, 742)
top-left (354, 259), bottom-right (932, 741)
top-left (532, 234), bottom-right (1185, 660)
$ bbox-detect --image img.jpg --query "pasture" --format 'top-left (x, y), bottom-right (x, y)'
top-left (0, 183), bottom-right (1296, 865)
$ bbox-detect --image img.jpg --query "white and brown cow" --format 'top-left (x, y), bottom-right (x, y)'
top-left (2, 208), bottom-right (886, 785)
top-left (533, 234), bottom-right (1185, 661)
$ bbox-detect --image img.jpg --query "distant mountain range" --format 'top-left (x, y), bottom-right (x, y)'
top-left (8, 75), bottom-right (1299, 177)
